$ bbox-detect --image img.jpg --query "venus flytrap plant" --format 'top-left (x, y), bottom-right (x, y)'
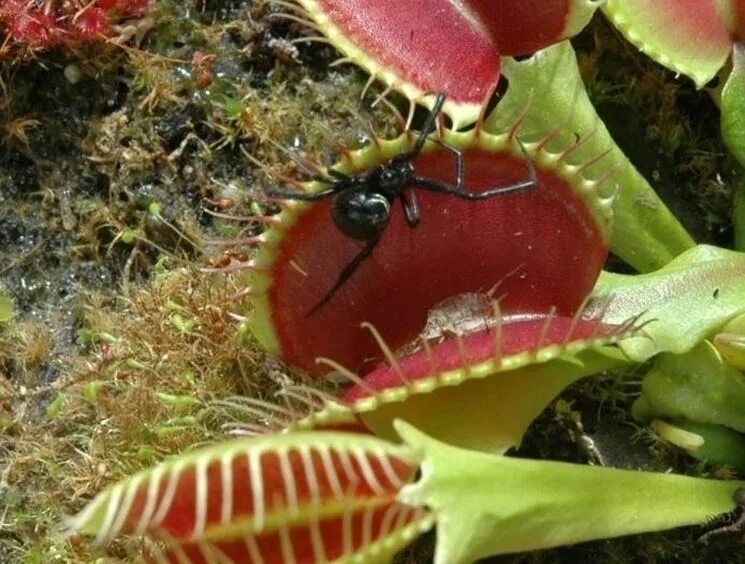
top-left (587, 244), bottom-right (745, 361)
top-left (232, 245), bottom-right (745, 456)
top-left (65, 243), bottom-right (745, 559)
top-left (62, 6), bottom-right (745, 561)
top-left (580, 244), bottom-right (745, 471)
top-left (278, 0), bottom-right (696, 271)
top-left (243, 39), bottom-right (680, 379)
top-left (394, 421), bottom-right (745, 563)
top-left (633, 342), bottom-right (745, 437)
top-left (0, 0), bottom-right (151, 52)
top-left (650, 419), bottom-right (745, 472)
top-left (722, 43), bottom-right (745, 251)
top-left (631, 338), bottom-right (745, 471)
top-left (235, 38), bottom-right (706, 460)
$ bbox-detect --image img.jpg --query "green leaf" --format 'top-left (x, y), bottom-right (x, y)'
top-left (736, 179), bottom-right (745, 252)
top-left (721, 43), bottom-right (745, 251)
top-left (722, 44), bottom-right (745, 166)
top-left (396, 420), bottom-right (744, 564)
top-left (357, 349), bottom-right (627, 454)
top-left (487, 41), bottom-right (694, 271)
top-left (632, 341), bottom-right (745, 433)
top-left (45, 394), bottom-right (65, 419)
top-left (589, 245), bottom-right (745, 361)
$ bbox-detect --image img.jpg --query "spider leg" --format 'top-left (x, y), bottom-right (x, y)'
top-left (429, 138), bottom-right (464, 191)
top-left (400, 189), bottom-right (420, 227)
top-left (306, 237), bottom-right (380, 317)
top-left (265, 138), bottom-right (353, 188)
top-left (267, 139), bottom-right (329, 179)
top-left (472, 141), bottom-right (538, 198)
top-left (265, 185), bottom-right (344, 201)
top-left (286, 165), bottom-right (352, 187)
top-left (410, 141), bottom-right (538, 200)
top-left (327, 169), bottom-right (350, 180)
top-left (294, 168), bottom-right (349, 186)
top-left (411, 174), bottom-right (536, 200)
top-left (411, 92), bottom-right (446, 154)
top-left (265, 171), bottom-right (362, 201)
top-left (396, 92), bottom-right (446, 161)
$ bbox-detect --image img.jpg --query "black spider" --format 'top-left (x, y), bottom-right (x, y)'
top-left (266, 93), bottom-right (538, 316)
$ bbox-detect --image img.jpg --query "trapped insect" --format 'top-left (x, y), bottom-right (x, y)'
top-left (266, 93), bottom-right (538, 316)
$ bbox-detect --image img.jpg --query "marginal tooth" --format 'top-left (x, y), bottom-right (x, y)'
top-left (361, 321), bottom-right (409, 388)
top-left (289, 36), bottom-right (331, 46)
top-left (329, 56), bottom-right (353, 67)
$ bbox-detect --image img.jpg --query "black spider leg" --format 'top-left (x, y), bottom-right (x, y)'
top-left (264, 169), bottom-right (358, 201)
top-left (400, 189), bottom-right (420, 226)
top-left (391, 92), bottom-right (447, 164)
top-left (264, 143), bottom-right (354, 200)
top-left (698, 488), bottom-right (745, 545)
top-left (306, 237), bottom-right (380, 317)
top-left (410, 138), bottom-right (538, 200)
top-left (411, 93), bottom-right (446, 155)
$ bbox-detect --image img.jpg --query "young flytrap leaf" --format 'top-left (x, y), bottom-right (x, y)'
top-left (587, 244), bottom-right (745, 361)
top-left (287, 0), bottom-right (602, 127)
top-left (248, 120), bottom-right (614, 376)
top-left (65, 431), bottom-right (433, 562)
top-left (0, 0), bottom-right (150, 49)
top-left (650, 418), bottom-right (745, 472)
top-left (395, 421), bottom-right (744, 564)
top-left (633, 341), bottom-right (745, 434)
top-left (484, 41), bottom-right (695, 272)
top-left (633, 341), bottom-right (745, 471)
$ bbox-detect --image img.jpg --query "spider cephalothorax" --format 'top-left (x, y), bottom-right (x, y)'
top-left (267, 93), bottom-right (537, 315)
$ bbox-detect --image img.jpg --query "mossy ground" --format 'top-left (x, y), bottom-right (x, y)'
top-left (0, 3), bottom-right (740, 562)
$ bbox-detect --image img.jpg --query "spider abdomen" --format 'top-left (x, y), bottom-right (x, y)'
top-left (332, 189), bottom-right (391, 241)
